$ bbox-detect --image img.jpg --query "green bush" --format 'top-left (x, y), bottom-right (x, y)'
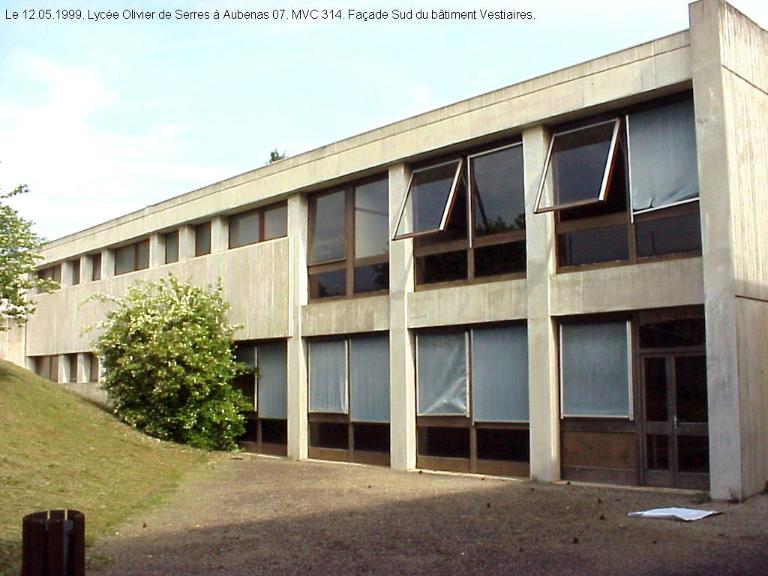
top-left (94, 276), bottom-right (249, 450)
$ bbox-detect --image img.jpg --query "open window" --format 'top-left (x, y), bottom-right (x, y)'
top-left (308, 334), bottom-right (390, 465)
top-left (535, 119), bottom-right (621, 213)
top-left (393, 159), bottom-right (463, 239)
top-left (540, 96), bottom-right (701, 270)
top-left (416, 325), bottom-right (529, 476)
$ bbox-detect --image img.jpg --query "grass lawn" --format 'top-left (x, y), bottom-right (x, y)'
top-left (0, 360), bottom-right (211, 575)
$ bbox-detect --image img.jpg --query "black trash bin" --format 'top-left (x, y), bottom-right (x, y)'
top-left (22, 509), bottom-right (85, 576)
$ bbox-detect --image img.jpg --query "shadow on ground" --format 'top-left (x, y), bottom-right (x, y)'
top-left (89, 457), bottom-right (768, 576)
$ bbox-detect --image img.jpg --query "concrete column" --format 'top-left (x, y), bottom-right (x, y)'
top-left (57, 354), bottom-right (67, 384)
top-left (179, 225), bottom-right (196, 260)
top-left (388, 163), bottom-right (416, 471)
top-left (101, 249), bottom-right (114, 279)
top-left (80, 255), bottom-right (92, 285)
top-left (77, 352), bottom-right (89, 383)
top-left (286, 195), bottom-right (309, 460)
top-left (149, 233), bottom-right (165, 268)
top-left (211, 216), bottom-right (228, 253)
top-left (524, 125), bottom-right (560, 482)
top-left (690, 0), bottom-right (768, 500)
top-left (60, 260), bottom-right (73, 288)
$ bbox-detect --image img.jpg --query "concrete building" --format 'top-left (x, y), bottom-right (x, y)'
top-left (4, 0), bottom-right (766, 500)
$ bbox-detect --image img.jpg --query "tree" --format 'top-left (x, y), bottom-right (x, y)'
top-left (268, 148), bottom-right (286, 163)
top-left (0, 184), bottom-right (56, 329)
top-left (94, 276), bottom-right (249, 450)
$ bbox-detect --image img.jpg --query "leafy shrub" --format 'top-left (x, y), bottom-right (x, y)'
top-left (94, 276), bottom-right (248, 450)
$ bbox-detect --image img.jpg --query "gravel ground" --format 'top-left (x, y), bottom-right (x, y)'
top-left (90, 454), bottom-right (768, 575)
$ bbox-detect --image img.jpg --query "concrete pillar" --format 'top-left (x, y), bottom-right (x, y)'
top-left (80, 255), bottom-right (92, 285)
top-left (149, 233), bottom-right (165, 268)
top-left (179, 225), bottom-right (196, 261)
top-left (286, 195), bottom-right (309, 460)
top-left (101, 249), bottom-right (114, 279)
top-left (524, 125), bottom-right (560, 482)
top-left (211, 216), bottom-right (228, 253)
top-left (690, 0), bottom-right (768, 500)
top-left (77, 352), bottom-right (89, 383)
top-left (60, 260), bottom-right (73, 288)
top-left (57, 354), bottom-right (67, 384)
top-left (388, 163), bottom-right (416, 471)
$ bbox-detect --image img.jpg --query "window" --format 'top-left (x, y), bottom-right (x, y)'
top-left (234, 341), bottom-right (288, 454)
top-left (34, 355), bottom-right (59, 382)
top-left (308, 175), bottom-right (389, 299)
top-left (560, 321), bottom-right (631, 418)
top-left (165, 231), bottom-right (179, 264)
top-left (91, 253), bottom-right (102, 281)
top-left (69, 259), bottom-right (81, 286)
top-left (536, 97), bottom-right (701, 269)
top-left (308, 334), bottom-right (390, 464)
top-left (88, 353), bottom-right (100, 383)
top-left (195, 222), bottom-right (211, 256)
top-left (395, 142), bottom-right (526, 286)
top-left (114, 240), bottom-right (149, 275)
top-left (229, 202), bottom-right (287, 249)
top-left (416, 325), bottom-right (529, 475)
top-left (67, 353), bottom-right (78, 383)
top-left (37, 264), bottom-right (61, 285)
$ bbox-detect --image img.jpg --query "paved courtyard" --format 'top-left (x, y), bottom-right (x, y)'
top-left (91, 455), bottom-right (768, 575)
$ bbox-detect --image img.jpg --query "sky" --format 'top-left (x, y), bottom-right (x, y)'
top-left (1, 0), bottom-right (766, 241)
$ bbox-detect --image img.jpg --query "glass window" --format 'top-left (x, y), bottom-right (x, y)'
top-left (471, 145), bottom-right (525, 235)
top-left (165, 231), bottom-right (179, 264)
top-left (229, 210), bottom-right (261, 249)
top-left (560, 321), bottom-right (631, 418)
top-left (309, 340), bottom-right (348, 413)
top-left (195, 222), bottom-right (211, 256)
top-left (114, 244), bottom-right (135, 275)
top-left (354, 178), bottom-right (389, 259)
top-left (136, 240), bottom-right (149, 270)
top-left (257, 342), bottom-right (287, 419)
top-left (635, 211), bottom-right (701, 258)
top-left (91, 253), bottom-right (102, 281)
top-left (536, 119), bottom-right (620, 212)
top-left (471, 326), bottom-right (529, 422)
top-left (309, 190), bottom-right (345, 263)
top-left (394, 160), bottom-right (463, 238)
top-left (349, 335), bottom-right (390, 423)
top-left (557, 225), bottom-right (630, 267)
top-left (417, 331), bottom-right (468, 416)
top-left (89, 353), bottom-right (100, 383)
top-left (628, 99), bottom-right (699, 213)
top-left (354, 263), bottom-right (389, 294)
top-left (38, 265), bottom-right (62, 284)
top-left (263, 204), bottom-right (287, 240)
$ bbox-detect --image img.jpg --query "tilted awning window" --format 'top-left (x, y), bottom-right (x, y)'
top-left (393, 159), bottom-right (463, 239)
top-left (535, 118), bottom-right (621, 213)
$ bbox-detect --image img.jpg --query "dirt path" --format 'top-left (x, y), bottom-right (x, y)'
top-left (90, 455), bottom-right (768, 575)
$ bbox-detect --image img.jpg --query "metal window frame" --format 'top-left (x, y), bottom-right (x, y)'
top-left (467, 142), bottom-right (525, 249)
top-left (534, 118), bottom-right (621, 214)
top-left (392, 158), bottom-right (464, 241)
top-left (558, 320), bottom-right (634, 420)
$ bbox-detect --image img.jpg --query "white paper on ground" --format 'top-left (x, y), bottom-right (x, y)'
top-left (627, 507), bottom-right (721, 522)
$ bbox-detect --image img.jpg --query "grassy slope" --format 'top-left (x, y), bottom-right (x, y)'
top-left (0, 360), bottom-right (211, 574)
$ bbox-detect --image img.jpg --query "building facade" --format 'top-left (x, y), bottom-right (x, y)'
top-left (6, 0), bottom-right (767, 500)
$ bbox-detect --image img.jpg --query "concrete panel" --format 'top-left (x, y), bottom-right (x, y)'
top-left (302, 296), bottom-right (389, 337)
top-left (550, 258), bottom-right (705, 317)
top-left (407, 280), bottom-right (527, 329)
top-left (0, 321), bottom-right (26, 366)
top-left (26, 238), bottom-right (291, 356)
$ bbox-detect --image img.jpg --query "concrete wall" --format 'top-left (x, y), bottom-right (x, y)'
top-left (691, 0), bottom-right (768, 499)
top-left (0, 321), bottom-right (26, 366)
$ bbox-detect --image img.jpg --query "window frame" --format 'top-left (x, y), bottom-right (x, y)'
top-left (534, 118), bottom-right (621, 214)
top-left (114, 239), bottom-right (150, 276)
top-left (307, 174), bottom-right (389, 301)
top-left (551, 96), bottom-right (702, 272)
top-left (90, 253), bottom-right (102, 281)
top-left (558, 320), bottom-right (634, 420)
top-left (228, 201), bottom-right (288, 250)
top-left (392, 158), bottom-right (464, 241)
top-left (411, 141), bottom-right (527, 288)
